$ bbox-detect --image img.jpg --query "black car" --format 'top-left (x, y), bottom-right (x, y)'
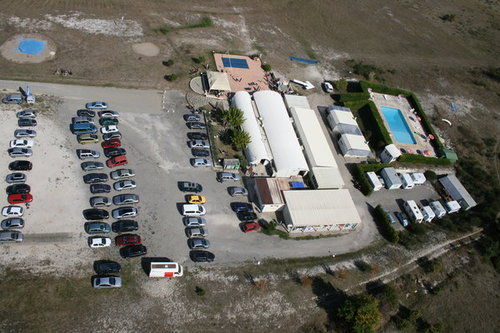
top-left (83, 209), bottom-right (110, 220)
top-left (190, 250), bottom-right (215, 263)
top-left (102, 132), bottom-right (122, 141)
top-left (191, 149), bottom-right (210, 157)
top-left (120, 245), bottom-right (147, 258)
top-left (6, 184), bottom-right (31, 195)
top-left (112, 220), bottom-right (138, 233)
top-left (104, 147), bottom-right (126, 158)
top-left (83, 173), bottom-right (108, 184)
top-left (230, 202), bottom-right (253, 213)
top-left (186, 122), bottom-right (206, 129)
top-left (178, 181), bottom-right (203, 193)
top-left (90, 184), bottom-right (111, 194)
top-left (18, 118), bottom-right (37, 127)
top-left (81, 161), bottom-right (104, 171)
top-left (187, 132), bottom-right (208, 141)
top-left (237, 211), bottom-right (258, 221)
top-left (77, 109), bottom-right (96, 117)
top-left (9, 160), bottom-right (32, 171)
top-left (93, 260), bottom-right (121, 274)
top-left (99, 117), bottom-right (119, 126)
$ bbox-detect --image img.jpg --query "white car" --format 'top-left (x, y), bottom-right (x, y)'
top-left (113, 180), bottom-right (136, 191)
top-left (86, 101), bottom-right (108, 110)
top-left (322, 81), bottom-right (334, 93)
top-left (182, 204), bottom-right (206, 217)
top-left (190, 158), bottom-right (212, 167)
top-left (188, 140), bottom-right (210, 149)
top-left (101, 125), bottom-right (118, 134)
top-left (98, 110), bottom-right (119, 118)
top-left (88, 237), bottom-right (112, 248)
top-left (2, 206), bottom-right (24, 217)
top-left (9, 139), bottom-right (34, 149)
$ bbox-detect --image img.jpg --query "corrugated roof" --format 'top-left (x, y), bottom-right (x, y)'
top-left (283, 94), bottom-right (311, 109)
top-left (339, 134), bottom-right (371, 151)
top-left (439, 175), bottom-right (477, 209)
top-left (311, 167), bottom-right (345, 189)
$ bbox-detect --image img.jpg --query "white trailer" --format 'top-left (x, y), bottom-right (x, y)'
top-left (430, 201), bottom-right (446, 218)
top-left (366, 172), bottom-right (382, 191)
top-left (411, 172), bottom-right (426, 185)
top-left (445, 200), bottom-right (461, 214)
top-left (421, 206), bottom-right (435, 222)
top-left (403, 200), bottom-right (423, 223)
top-left (380, 167), bottom-right (402, 190)
top-left (400, 173), bottom-right (415, 189)
top-left (149, 262), bottom-right (183, 278)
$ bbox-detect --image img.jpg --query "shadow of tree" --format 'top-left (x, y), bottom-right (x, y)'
top-left (311, 276), bottom-right (348, 326)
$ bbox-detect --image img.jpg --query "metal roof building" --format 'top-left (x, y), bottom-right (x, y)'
top-left (439, 174), bottom-right (477, 210)
top-left (282, 189), bottom-right (361, 233)
top-left (253, 90), bottom-right (309, 177)
top-left (231, 91), bottom-right (271, 165)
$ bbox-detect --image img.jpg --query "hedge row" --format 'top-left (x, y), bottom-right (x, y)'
top-left (398, 153), bottom-right (452, 166)
top-left (352, 163), bottom-right (392, 196)
top-left (374, 205), bottom-right (399, 243)
top-left (359, 81), bottom-right (411, 96)
top-left (335, 92), bottom-right (371, 102)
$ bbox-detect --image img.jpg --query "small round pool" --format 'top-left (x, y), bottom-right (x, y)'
top-left (17, 39), bottom-right (47, 55)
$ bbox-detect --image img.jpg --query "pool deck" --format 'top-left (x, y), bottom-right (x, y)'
top-left (370, 92), bottom-right (436, 157)
top-left (213, 53), bottom-right (269, 92)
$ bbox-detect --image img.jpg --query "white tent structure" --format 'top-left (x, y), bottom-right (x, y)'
top-left (326, 106), bottom-right (362, 135)
top-left (206, 71), bottom-right (231, 91)
top-left (338, 134), bottom-right (371, 157)
top-left (231, 91), bottom-right (271, 165)
top-left (253, 91), bottom-right (309, 177)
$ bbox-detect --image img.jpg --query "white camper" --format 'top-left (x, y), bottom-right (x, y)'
top-left (366, 172), bottom-right (382, 191)
top-left (403, 200), bottom-right (423, 223)
top-left (380, 167), bottom-right (402, 190)
top-left (410, 172), bottom-right (426, 185)
top-left (421, 206), bottom-right (435, 222)
top-left (400, 173), bottom-right (415, 189)
top-left (445, 200), bottom-right (461, 214)
top-left (429, 201), bottom-right (446, 218)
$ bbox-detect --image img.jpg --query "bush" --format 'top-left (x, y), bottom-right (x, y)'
top-left (440, 14), bottom-right (455, 22)
top-left (355, 261), bottom-right (373, 272)
top-left (194, 286), bottom-right (206, 296)
top-left (261, 63), bottom-right (272, 72)
top-left (335, 79), bottom-right (348, 93)
top-left (192, 56), bottom-right (206, 64)
top-left (164, 73), bottom-right (178, 81)
top-left (424, 170), bottom-right (437, 182)
top-left (337, 294), bottom-right (382, 333)
top-left (162, 59), bottom-right (174, 66)
top-left (374, 205), bottom-right (399, 243)
top-left (335, 92), bottom-right (370, 102)
top-left (421, 258), bottom-right (443, 273)
top-left (351, 61), bottom-right (384, 81)
top-left (398, 154), bottom-right (452, 166)
top-left (260, 220), bottom-right (289, 239)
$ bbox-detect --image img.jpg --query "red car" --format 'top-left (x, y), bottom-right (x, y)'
top-left (106, 155), bottom-right (128, 168)
top-left (115, 234), bottom-right (142, 246)
top-left (101, 139), bottom-right (121, 148)
top-left (241, 222), bottom-right (260, 233)
top-left (8, 193), bottom-right (33, 204)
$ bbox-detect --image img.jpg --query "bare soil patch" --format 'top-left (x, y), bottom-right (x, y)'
top-left (0, 34), bottom-right (56, 63)
top-left (132, 42), bottom-right (160, 57)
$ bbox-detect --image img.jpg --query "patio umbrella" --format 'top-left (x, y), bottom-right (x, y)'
top-left (407, 149), bottom-right (414, 154)
top-left (428, 134), bottom-right (435, 140)
top-left (424, 150), bottom-right (431, 156)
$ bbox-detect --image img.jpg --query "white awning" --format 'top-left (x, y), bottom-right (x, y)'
top-left (206, 71), bottom-right (231, 91)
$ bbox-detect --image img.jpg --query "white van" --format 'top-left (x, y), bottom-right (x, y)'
top-left (399, 173), bottom-right (415, 189)
top-left (182, 204), bottom-right (206, 216)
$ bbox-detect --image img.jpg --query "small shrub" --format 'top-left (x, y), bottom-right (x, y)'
top-left (439, 14), bottom-right (456, 22)
top-left (355, 261), bottom-right (373, 272)
top-left (164, 74), bottom-right (178, 81)
top-left (261, 63), bottom-right (272, 72)
top-left (394, 317), bottom-right (414, 330)
top-left (194, 286), bottom-right (206, 296)
top-left (351, 61), bottom-right (384, 81)
top-left (162, 59), bottom-right (174, 67)
top-left (335, 79), bottom-right (348, 93)
top-left (421, 258), bottom-right (443, 273)
top-left (424, 170), bottom-right (437, 183)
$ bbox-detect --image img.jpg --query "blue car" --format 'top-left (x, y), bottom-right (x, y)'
top-left (395, 212), bottom-right (409, 227)
top-left (230, 202), bottom-right (253, 213)
top-left (86, 101), bottom-right (108, 110)
top-left (70, 123), bottom-right (97, 135)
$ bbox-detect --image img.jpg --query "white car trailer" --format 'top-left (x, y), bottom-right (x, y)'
top-left (149, 262), bottom-right (183, 278)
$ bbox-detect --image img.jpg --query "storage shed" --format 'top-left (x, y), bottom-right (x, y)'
top-left (380, 167), bottom-right (402, 189)
top-left (338, 134), bottom-right (371, 157)
top-left (439, 174), bottom-right (477, 210)
top-left (251, 177), bottom-right (285, 212)
top-left (380, 144), bottom-right (402, 163)
top-left (366, 171), bottom-right (383, 191)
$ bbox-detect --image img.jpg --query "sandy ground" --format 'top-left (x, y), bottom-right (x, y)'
top-left (132, 42), bottom-right (160, 57)
top-left (0, 33), bottom-right (56, 63)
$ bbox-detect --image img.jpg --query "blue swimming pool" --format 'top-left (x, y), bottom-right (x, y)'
top-left (17, 39), bottom-right (47, 55)
top-left (380, 106), bottom-right (416, 144)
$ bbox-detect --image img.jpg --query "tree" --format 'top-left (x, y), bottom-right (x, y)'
top-left (337, 294), bottom-right (381, 333)
top-left (261, 63), bottom-right (272, 72)
top-left (336, 78), bottom-right (348, 93)
top-left (231, 129), bottom-right (251, 151)
top-left (221, 107), bottom-right (244, 128)
top-left (424, 170), bottom-right (437, 183)
top-left (164, 73), bottom-right (178, 81)
top-left (162, 59), bottom-right (174, 66)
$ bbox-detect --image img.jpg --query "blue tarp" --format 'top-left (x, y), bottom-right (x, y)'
top-left (17, 40), bottom-right (46, 55)
top-left (290, 181), bottom-right (306, 188)
top-left (289, 56), bottom-right (318, 65)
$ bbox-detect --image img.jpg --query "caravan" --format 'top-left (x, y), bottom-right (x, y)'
top-left (421, 206), bottom-right (435, 222)
top-left (403, 200), bottom-right (423, 223)
top-left (399, 173), bottom-right (415, 189)
top-left (430, 201), bottom-right (446, 218)
top-left (366, 172), bottom-right (382, 191)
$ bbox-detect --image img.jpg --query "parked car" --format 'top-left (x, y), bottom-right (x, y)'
top-left (189, 250), bottom-right (215, 263)
top-left (230, 202), bottom-right (253, 213)
top-left (8, 160), bottom-right (32, 171)
top-left (228, 187), bottom-right (248, 196)
top-left (186, 227), bottom-right (208, 238)
top-left (112, 207), bottom-right (138, 219)
top-left (8, 148), bottom-right (32, 157)
top-left (104, 147), bottom-right (126, 158)
top-left (77, 109), bottom-right (96, 117)
top-left (216, 172), bottom-right (241, 182)
top-left (241, 221), bottom-right (260, 232)
top-left (188, 140), bottom-right (210, 149)
top-left (113, 180), bottom-right (136, 191)
top-left (76, 149), bottom-right (100, 159)
top-left (110, 168), bottom-right (135, 180)
top-left (93, 260), bottom-right (121, 274)
top-left (90, 196), bottom-right (111, 207)
top-left (182, 204), bottom-right (206, 216)
top-left (10, 139), bottom-right (34, 148)
top-left (98, 110), bottom-right (119, 118)
top-left (183, 217), bottom-right (207, 227)
top-left (1, 218), bottom-right (24, 230)
top-left (106, 155), bottom-right (127, 168)
top-left (86, 101), bottom-right (108, 110)
top-left (81, 161), bottom-right (104, 171)
top-left (6, 173), bottom-right (26, 184)
top-left (71, 123), bottom-right (97, 135)
top-left (383, 209), bottom-right (397, 224)
top-left (83, 209), bottom-right (109, 220)
top-left (88, 236), bottom-right (112, 248)
top-left (191, 148), bottom-right (210, 157)
top-left (187, 195), bottom-right (206, 204)
top-left (322, 81), bottom-right (334, 93)
top-left (14, 129), bottom-right (36, 138)
top-left (190, 158), bottom-right (212, 167)
top-left (113, 194), bottom-right (139, 205)
top-left (187, 132), bottom-right (208, 140)
top-left (18, 118), bottom-right (37, 127)
top-left (237, 211), bottom-right (257, 221)
top-left (178, 182), bottom-right (202, 193)
top-left (92, 276), bottom-right (121, 289)
top-left (84, 222), bottom-right (111, 234)
top-left (1, 206), bottom-right (24, 217)
top-left (395, 212), bottom-right (409, 227)
top-left (77, 133), bottom-right (99, 144)
top-left (188, 238), bottom-right (210, 249)
top-left (8, 193), bottom-right (33, 204)
top-left (16, 110), bottom-right (37, 118)
top-left (120, 245), bottom-right (147, 258)
top-left (112, 220), bottom-right (138, 233)
top-left (184, 114), bottom-right (201, 121)
top-left (102, 132), bottom-right (122, 141)
top-left (186, 122), bottom-right (206, 129)
top-left (115, 234), bottom-right (141, 246)
top-left (72, 116), bottom-right (94, 124)
top-left (83, 173), bottom-right (108, 184)
top-left (0, 230), bottom-right (23, 242)
top-left (99, 117), bottom-right (119, 126)
top-left (6, 184), bottom-right (30, 195)
top-left (101, 139), bottom-right (121, 148)
top-left (100, 125), bottom-right (119, 134)
top-left (2, 94), bottom-right (23, 104)
top-left (90, 184), bottom-right (111, 194)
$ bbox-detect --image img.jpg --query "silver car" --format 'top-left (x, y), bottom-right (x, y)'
top-left (76, 149), bottom-right (100, 159)
top-left (228, 187), bottom-right (248, 196)
top-left (216, 172), bottom-right (241, 182)
top-left (1, 218), bottom-right (24, 230)
top-left (110, 169), bottom-right (135, 180)
top-left (183, 217), bottom-right (207, 227)
top-left (6, 173), bottom-right (26, 183)
top-left (188, 140), bottom-right (210, 149)
top-left (190, 158), bottom-right (212, 167)
top-left (188, 238), bottom-right (210, 249)
top-left (8, 148), bottom-right (32, 157)
top-left (113, 194), bottom-right (140, 205)
top-left (14, 129), bottom-right (36, 138)
top-left (0, 230), bottom-right (23, 242)
top-left (92, 276), bottom-right (122, 289)
top-left (90, 196), bottom-right (111, 207)
top-left (16, 110), bottom-right (37, 118)
top-left (186, 227), bottom-right (208, 238)
top-left (113, 180), bottom-right (136, 191)
top-left (112, 207), bottom-right (138, 219)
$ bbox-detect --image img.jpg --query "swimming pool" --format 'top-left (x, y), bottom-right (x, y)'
top-left (17, 39), bottom-right (46, 55)
top-left (380, 106), bottom-right (416, 144)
